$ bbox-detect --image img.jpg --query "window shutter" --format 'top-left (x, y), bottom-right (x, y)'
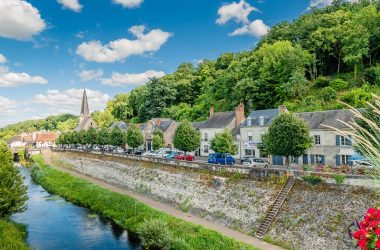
top-left (336, 135), bottom-right (340, 146)
top-left (321, 155), bottom-right (325, 165)
top-left (311, 155), bottom-right (315, 164)
top-left (336, 155), bottom-right (340, 166)
top-left (303, 154), bottom-right (308, 164)
top-left (348, 135), bottom-right (352, 146)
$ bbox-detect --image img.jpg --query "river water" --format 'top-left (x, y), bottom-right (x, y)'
top-left (11, 167), bottom-right (140, 250)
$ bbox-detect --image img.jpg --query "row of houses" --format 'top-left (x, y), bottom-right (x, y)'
top-left (8, 131), bottom-right (60, 150)
top-left (108, 102), bottom-right (355, 167)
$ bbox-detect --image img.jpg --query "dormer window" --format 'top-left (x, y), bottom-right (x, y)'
top-left (247, 118), bottom-right (252, 126)
top-left (259, 116), bottom-right (265, 126)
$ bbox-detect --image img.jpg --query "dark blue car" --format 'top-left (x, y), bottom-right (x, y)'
top-left (208, 153), bottom-right (235, 165)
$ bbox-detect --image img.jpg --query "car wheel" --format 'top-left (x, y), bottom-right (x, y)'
top-left (265, 164), bottom-right (268, 168)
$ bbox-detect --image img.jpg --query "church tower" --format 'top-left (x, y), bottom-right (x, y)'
top-left (74, 89), bottom-right (98, 131)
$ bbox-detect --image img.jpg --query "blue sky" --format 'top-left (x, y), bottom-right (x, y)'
top-left (0, 0), bottom-right (329, 127)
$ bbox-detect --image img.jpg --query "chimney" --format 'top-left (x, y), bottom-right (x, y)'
top-left (278, 105), bottom-right (288, 114)
top-left (235, 102), bottom-right (245, 127)
top-left (209, 107), bottom-right (215, 117)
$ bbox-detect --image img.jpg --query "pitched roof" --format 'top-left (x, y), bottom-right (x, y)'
top-left (296, 109), bottom-right (358, 129)
top-left (80, 89), bottom-right (90, 117)
top-left (8, 136), bottom-right (22, 144)
top-left (110, 121), bottom-right (128, 131)
top-left (36, 133), bottom-right (58, 142)
top-left (192, 121), bottom-right (206, 130)
top-left (201, 111), bottom-right (235, 129)
top-left (156, 120), bottom-right (174, 132)
top-left (241, 108), bottom-right (279, 127)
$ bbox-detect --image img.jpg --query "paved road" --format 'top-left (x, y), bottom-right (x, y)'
top-left (42, 150), bottom-right (283, 250)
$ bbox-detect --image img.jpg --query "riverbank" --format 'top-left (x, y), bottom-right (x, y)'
top-left (0, 219), bottom-right (30, 250)
top-left (31, 154), bottom-right (265, 250)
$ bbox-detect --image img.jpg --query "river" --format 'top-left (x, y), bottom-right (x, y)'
top-left (11, 167), bottom-right (140, 250)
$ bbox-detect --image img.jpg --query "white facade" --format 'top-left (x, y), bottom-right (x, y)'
top-left (200, 128), bottom-right (226, 156)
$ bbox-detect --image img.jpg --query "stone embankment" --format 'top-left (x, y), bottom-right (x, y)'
top-left (55, 151), bottom-right (379, 250)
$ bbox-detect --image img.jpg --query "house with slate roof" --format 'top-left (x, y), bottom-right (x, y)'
top-left (110, 121), bottom-right (128, 131)
top-left (74, 89), bottom-right (98, 131)
top-left (199, 103), bottom-right (245, 157)
top-left (239, 106), bottom-right (356, 167)
top-left (296, 109), bottom-right (356, 167)
top-left (140, 118), bottom-right (178, 151)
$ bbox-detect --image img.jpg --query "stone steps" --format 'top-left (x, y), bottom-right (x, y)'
top-left (256, 176), bottom-right (295, 238)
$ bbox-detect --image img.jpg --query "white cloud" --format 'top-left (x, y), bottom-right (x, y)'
top-left (216, 0), bottom-right (258, 25)
top-left (0, 0), bottom-right (46, 40)
top-left (76, 25), bottom-right (172, 63)
top-left (229, 19), bottom-right (269, 37)
top-left (57, 0), bottom-right (82, 12)
top-left (78, 69), bottom-right (103, 81)
top-left (309, 0), bottom-right (358, 8)
top-left (0, 66), bottom-right (48, 87)
top-left (112, 0), bottom-right (143, 8)
top-left (101, 70), bottom-right (165, 86)
top-left (0, 96), bottom-right (18, 114)
top-left (0, 54), bottom-right (6, 64)
top-left (33, 88), bottom-right (109, 114)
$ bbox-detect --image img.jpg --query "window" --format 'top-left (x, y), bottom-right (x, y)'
top-left (248, 132), bottom-right (253, 141)
top-left (204, 133), bottom-right (208, 141)
top-left (341, 136), bottom-right (350, 146)
top-left (247, 118), bottom-right (252, 126)
top-left (259, 116), bottom-right (265, 126)
top-left (204, 145), bottom-right (209, 153)
top-left (314, 135), bottom-right (321, 145)
top-left (315, 154), bottom-right (323, 164)
top-left (291, 156), bottom-right (298, 163)
top-left (245, 149), bottom-right (255, 157)
top-left (341, 155), bottom-right (349, 165)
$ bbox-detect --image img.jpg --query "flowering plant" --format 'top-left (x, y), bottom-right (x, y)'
top-left (351, 208), bottom-right (380, 250)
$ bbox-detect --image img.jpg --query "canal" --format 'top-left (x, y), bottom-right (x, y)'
top-left (12, 167), bottom-right (140, 250)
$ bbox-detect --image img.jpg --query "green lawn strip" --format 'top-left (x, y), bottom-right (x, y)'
top-left (0, 219), bottom-right (30, 250)
top-left (31, 155), bottom-right (259, 250)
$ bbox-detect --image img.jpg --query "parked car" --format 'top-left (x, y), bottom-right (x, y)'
top-left (352, 160), bottom-right (374, 168)
top-left (166, 152), bottom-right (179, 160)
top-left (153, 149), bottom-right (174, 159)
top-left (175, 152), bottom-right (195, 161)
top-left (207, 153), bottom-right (235, 165)
top-left (241, 157), bottom-right (269, 168)
top-left (113, 147), bottom-right (124, 154)
top-left (142, 151), bottom-right (156, 157)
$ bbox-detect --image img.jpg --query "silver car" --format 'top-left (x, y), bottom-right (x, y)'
top-left (241, 157), bottom-right (269, 168)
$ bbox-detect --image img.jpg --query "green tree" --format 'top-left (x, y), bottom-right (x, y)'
top-left (78, 130), bottom-right (87, 145)
top-left (110, 127), bottom-right (127, 147)
top-left (110, 94), bottom-right (133, 121)
top-left (0, 141), bottom-right (27, 218)
top-left (173, 121), bottom-right (201, 155)
top-left (263, 112), bottom-right (312, 169)
top-left (152, 129), bottom-right (165, 150)
top-left (126, 124), bottom-right (144, 150)
top-left (210, 129), bottom-right (238, 164)
top-left (97, 128), bottom-right (110, 147)
top-left (86, 128), bottom-right (98, 146)
top-left (92, 106), bottom-right (115, 129)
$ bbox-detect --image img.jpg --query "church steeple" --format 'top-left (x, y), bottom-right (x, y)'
top-left (80, 88), bottom-right (90, 117)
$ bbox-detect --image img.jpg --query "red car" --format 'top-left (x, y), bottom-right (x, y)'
top-left (174, 153), bottom-right (195, 161)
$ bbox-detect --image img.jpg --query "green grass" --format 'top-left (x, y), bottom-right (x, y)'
top-left (0, 219), bottom-right (30, 250)
top-left (31, 155), bottom-right (259, 250)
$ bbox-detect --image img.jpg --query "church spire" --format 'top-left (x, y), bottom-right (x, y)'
top-left (80, 88), bottom-right (90, 117)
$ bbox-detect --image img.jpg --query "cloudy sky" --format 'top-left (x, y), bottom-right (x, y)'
top-left (0, 0), bottom-right (336, 127)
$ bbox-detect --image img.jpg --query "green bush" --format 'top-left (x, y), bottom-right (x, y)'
top-left (302, 175), bottom-right (322, 185)
top-left (332, 174), bottom-right (346, 185)
top-left (137, 219), bottom-right (190, 250)
top-left (364, 64), bottom-right (380, 85)
top-left (314, 76), bottom-right (330, 88)
top-left (330, 78), bottom-right (348, 91)
top-left (339, 88), bottom-right (372, 107)
top-left (303, 165), bottom-right (310, 171)
top-left (320, 87), bottom-right (337, 102)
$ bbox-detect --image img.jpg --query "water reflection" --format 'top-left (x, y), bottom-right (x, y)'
top-left (12, 167), bottom-right (140, 250)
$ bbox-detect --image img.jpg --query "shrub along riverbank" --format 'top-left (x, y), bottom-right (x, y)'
top-left (0, 219), bottom-right (30, 250)
top-left (31, 155), bottom-right (259, 250)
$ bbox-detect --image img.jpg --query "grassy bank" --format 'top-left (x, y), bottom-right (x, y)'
top-left (31, 155), bottom-right (259, 250)
top-left (0, 219), bottom-right (30, 250)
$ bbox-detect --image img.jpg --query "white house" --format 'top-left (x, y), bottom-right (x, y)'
top-left (199, 103), bottom-right (245, 157)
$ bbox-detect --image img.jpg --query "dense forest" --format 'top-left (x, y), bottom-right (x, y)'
top-left (93, 0), bottom-right (380, 126)
top-left (2, 0), bottom-right (380, 139)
